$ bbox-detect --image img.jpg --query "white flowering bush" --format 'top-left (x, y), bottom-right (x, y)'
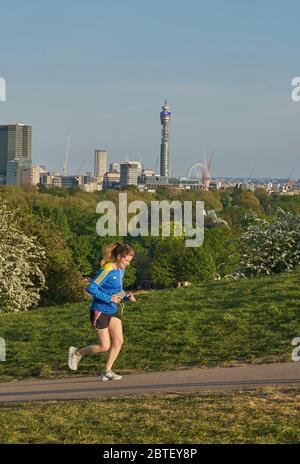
top-left (230, 208), bottom-right (300, 278)
top-left (0, 202), bottom-right (46, 312)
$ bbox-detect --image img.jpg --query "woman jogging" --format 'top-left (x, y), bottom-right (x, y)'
top-left (68, 242), bottom-right (136, 381)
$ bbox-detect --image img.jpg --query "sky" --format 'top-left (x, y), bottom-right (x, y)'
top-left (1, 0), bottom-right (300, 178)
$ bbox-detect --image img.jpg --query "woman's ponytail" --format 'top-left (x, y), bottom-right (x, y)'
top-left (101, 241), bottom-right (134, 266)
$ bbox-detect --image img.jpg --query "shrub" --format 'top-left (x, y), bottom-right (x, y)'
top-left (0, 202), bottom-right (46, 312)
top-left (231, 208), bottom-right (300, 278)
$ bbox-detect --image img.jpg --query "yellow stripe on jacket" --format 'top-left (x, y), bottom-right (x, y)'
top-left (94, 261), bottom-right (114, 285)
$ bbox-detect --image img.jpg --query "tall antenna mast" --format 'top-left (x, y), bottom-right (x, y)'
top-left (160, 100), bottom-right (172, 177)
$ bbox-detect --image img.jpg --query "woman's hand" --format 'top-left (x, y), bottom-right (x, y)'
top-left (111, 294), bottom-right (122, 304)
top-left (127, 293), bottom-right (136, 302)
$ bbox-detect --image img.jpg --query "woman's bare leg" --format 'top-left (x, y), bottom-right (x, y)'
top-left (77, 328), bottom-right (111, 356)
top-left (105, 317), bottom-right (124, 371)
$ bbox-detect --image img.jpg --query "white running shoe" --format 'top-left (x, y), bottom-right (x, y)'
top-left (68, 346), bottom-right (81, 371)
top-left (99, 370), bottom-right (123, 381)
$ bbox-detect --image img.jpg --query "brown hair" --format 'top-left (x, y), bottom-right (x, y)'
top-left (101, 241), bottom-right (134, 266)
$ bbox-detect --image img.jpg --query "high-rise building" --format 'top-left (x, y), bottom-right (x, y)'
top-left (40, 174), bottom-right (60, 188)
top-left (94, 150), bottom-right (107, 177)
top-left (6, 159), bottom-right (21, 185)
top-left (6, 158), bottom-right (32, 185)
top-left (20, 165), bottom-right (47, 187)
top-left (61, 176), bottom-right (82, 188)
top-left (120, 162), bottom-right (138, 188)
top-left (82, 182), bottom-right (101, 192)
top-left (109, 162), bottom-right (120, 172)
top-left (125, 160), bottom-right (143, 176)
top-left (160, 101), bottom-right (171, 177)
top-left (103, 171), bottom-right (120, 190)
top-left (0, 124), bottom-right (32, 179)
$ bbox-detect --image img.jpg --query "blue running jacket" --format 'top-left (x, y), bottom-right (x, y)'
top-left (86, 261), bottom-right (129, 314)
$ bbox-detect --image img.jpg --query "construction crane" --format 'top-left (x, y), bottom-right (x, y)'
top-left (76, 160), bottom-right (86, 176)
top-left (63, 132), bottom-right (71, 176)
top-left (202, 150), bottom-right (214, 190)
top-left (154, 157), bottom-right (159, 174)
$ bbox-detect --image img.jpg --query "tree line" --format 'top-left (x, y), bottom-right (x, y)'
top-left (0, 185), bottom-right (299, 312)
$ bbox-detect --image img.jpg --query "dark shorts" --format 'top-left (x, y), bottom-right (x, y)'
top-left (90, 308), bottom-right (122, 330)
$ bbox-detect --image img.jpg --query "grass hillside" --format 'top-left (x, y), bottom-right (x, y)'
top-left (1, 387), bottom-right (299, 444)
top-left (0, 270), bottom-right (299, 382)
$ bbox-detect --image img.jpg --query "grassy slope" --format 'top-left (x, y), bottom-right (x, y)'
top-left (0, 270), bottom-right (299, 381)
top-left (0, 387), bottom-right (299, 444)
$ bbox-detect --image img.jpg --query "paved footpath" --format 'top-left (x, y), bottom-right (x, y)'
top-left (0, 362), bottom-right (299, 403)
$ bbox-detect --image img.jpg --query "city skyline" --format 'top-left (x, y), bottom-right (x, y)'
top-left (1, 1), bottom-right (300, 178)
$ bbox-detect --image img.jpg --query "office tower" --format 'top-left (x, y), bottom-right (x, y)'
top-left (109, 162), bottom-right (120, 172)
top-left (125, 160), bottom-right (143, 176)
top-left (94, 149), bottom-right (107, 177)
top-left (6, 158), bottom-right (32, 185)
top-left (61, 176), bottom-right (82, 188)
top-left (0, 124), bottom-right (32, 178)
top-left (20, 165), bottom-right (47, 187)
top-left (120, 162), bottom-right (138, 188)
top-left (103, 171), bottom-right (121, 190)
top-left (160, 101), bottom-right (171, 177)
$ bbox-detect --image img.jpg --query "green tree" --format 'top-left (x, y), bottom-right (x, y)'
top-left (0, 202), bottom-right (46, 312)
top-left (220, 190), bottom-right (233, 209)
top-left (37, 183), bottom-right (47, 193)
top-left (236, 191), bottom-right (261, 212)
top-left (177, 246), bottom-right (216, 282)
top-left (129, 241), bottom-right (153, 284)
top-left (150, 255), bottom-right (177, 288)
top-left (19, 213), bottom-right (85, 305)
top-left (254, 188), bottom-right (270, 209)
top-left (123, 264), bottom-right (137, 288)
top-left (148, 237), bottom-right (183, 287)
top-left (204, 228), bottom-right (237, 276)
top-left (231, 185), bottom-right (243, 203)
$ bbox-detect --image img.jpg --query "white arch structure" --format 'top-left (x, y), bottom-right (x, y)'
top-left (186, 161), bottom-right (206, 179)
